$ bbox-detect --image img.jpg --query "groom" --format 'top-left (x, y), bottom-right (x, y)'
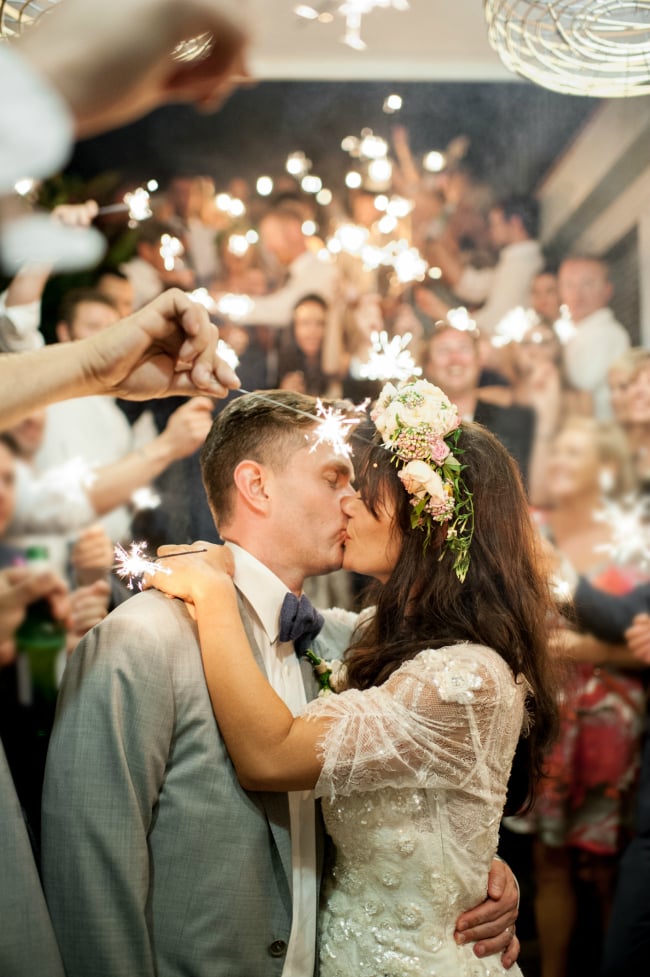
top-left (41, 390), bottom-right (520, 976)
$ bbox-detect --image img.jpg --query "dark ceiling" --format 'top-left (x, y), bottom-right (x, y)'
top-left (67, 79), bottom-right (601, 200)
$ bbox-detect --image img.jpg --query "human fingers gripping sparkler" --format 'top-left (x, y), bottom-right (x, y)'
top-left (114, 542), bottom-right (211, 591)
top-left (142, 542), bottom-right (234, 603)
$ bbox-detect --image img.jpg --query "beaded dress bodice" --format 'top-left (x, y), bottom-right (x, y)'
top-left (304, 643), bottom-right (526, 977)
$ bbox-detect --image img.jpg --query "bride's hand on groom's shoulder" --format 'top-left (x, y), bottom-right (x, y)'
top-left (145, 541), bottom-right (234, 604)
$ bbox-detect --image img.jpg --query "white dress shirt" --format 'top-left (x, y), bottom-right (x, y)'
top-left (34, 396), bottom-right (136, 543)
top-left (119, 257), bottom-right (165, 311)
top-left (455, 240), bottom-right (544, 335)
top-left (229, 544), bottom-right (318, 977)
top-left (0, 290), bottom-right (43, 352)
top-left (562, 307), bottom-right (630, 420)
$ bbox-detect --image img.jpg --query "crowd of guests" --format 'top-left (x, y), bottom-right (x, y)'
top-left (1, 14), bottom-right (649, 976)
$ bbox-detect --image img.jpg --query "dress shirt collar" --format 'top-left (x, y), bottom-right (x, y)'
top-left (229, 542), bottom-right (292, 645)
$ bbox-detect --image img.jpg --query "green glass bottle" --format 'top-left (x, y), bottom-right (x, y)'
top-left (14, 545), bottom-right (66, 714)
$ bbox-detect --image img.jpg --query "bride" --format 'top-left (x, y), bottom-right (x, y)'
top-left (149, 379), bottom-right (558, 977)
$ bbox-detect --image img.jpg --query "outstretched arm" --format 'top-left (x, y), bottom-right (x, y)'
top-left (0, 290), bottom-right (239, 430)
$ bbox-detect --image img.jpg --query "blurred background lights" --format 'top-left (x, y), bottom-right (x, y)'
top-left (383, 94), bottom-right (403, 113)
top-left (301, 174), bottom-right (323, 194)
top-left (345, 171), bottom-right (362, 189)
top-left (423, 150), bottom-right (447, 173)
top-left (293, 4), bottom-right (319, 19)
top-left (256, 175), bottom-right (274, 196)
top-left (367, 158), bottom-right (393, 185)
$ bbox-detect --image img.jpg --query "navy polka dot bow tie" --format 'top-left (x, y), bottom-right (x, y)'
top-left (278, 592), bottom-right (324, 656)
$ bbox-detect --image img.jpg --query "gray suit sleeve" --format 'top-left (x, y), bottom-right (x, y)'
top-left (41, 597), bottom-right (176, 977)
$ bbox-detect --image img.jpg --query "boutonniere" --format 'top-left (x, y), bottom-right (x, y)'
top-left (304, 650), bottom-right (347, 697)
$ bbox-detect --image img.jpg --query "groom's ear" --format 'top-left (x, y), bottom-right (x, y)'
top-left (232, 460), bottom-right (271, 516)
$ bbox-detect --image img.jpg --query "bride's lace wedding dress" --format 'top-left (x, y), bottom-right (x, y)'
top-left (304, 643), bottom-right (527, 977)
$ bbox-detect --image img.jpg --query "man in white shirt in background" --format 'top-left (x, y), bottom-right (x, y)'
top-left (559, 255), bottom-right (630, 420)
top-left (415, 196), bottom-right (544, 337)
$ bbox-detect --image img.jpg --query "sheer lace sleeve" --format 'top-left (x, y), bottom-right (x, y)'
top-left (304, 643), bottom-right (526, 800)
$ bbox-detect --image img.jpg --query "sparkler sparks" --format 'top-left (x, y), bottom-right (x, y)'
top-left (216, 293), bottom-right (254, 320)
top-left (358, 330), bottom-right (422, 381)
top-left (130, 487), bottom-right (162, 512)
top-left (593, 497), bottom-right (650, 570)
top-left (308, 400), bottom-right (369, 459)
top-left (160, 234), bottom-right (184, 272)
top-left (113, 542), bottom-right (172, 590)
top-left (113, 543), bottom-right (211, 590)
top-left (97, 187), bottom-right (153, 225)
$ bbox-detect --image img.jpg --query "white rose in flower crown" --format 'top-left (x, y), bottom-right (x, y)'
top-left (373, 380), bottom-right (459, 441)
top-left (398, 460), bottom-right (446, 501)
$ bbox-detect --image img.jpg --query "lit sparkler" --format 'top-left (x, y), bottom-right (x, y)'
top-left (217, 338), bottom-right (240, 371)
top-left (113, 543), bottom-right (211, 590)
top-left (308, 399), bottom-right (369, 459)
top-left (131, 487), bottom-right (162, 512)
top-left (160, 234), bottom-right (184, 272)
top-left (113, 542), bottom-right (172, 590)
top-left (593, 497), bottom-right (650, 570)
top-left (40, 457), bottom-right (97, 494)
top-left (554, 306), bottom-right (578, 345)
top-left (492, 306), bottom-right (539, 348)
top-left (216, 293), bottom-right (254, 320)
top-left (186, 288), bottom-right (217, 312)
top-left (14, 177), bottom-right (36, 197)
top-left (97, 187), bottom-right (153, 224)
top-left (358, 330), bottom-right (422, 381)
top-left (392, 244), bottom-right (428, 284)
top-left (446, 307), bottom-right (478, 333)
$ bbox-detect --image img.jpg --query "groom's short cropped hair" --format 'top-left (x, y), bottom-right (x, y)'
top-left (201, 389), bottom-right (322, 527)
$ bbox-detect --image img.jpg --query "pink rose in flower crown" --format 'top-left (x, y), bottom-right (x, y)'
top-left (429, 436), bottom-right (451, 465)
top-left (398, 460), bottom-right (446, 502)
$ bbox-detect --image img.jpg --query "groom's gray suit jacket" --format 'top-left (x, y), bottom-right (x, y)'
top-left (41, 588), bottom-right (352, 977)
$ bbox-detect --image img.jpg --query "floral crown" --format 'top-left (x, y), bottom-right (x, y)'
top-left (370, 379), bottom-right (474, 582)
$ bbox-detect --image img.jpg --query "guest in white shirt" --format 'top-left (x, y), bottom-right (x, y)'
top-left (559, 256), bottom-right (630, 420)
top-left (416, 196), bottom-right (544, 336)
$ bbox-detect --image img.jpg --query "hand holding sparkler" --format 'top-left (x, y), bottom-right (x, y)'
top-left (80, 288), bottom-right (240, 402)
top-left (129, 541), bottom-right (232, 602)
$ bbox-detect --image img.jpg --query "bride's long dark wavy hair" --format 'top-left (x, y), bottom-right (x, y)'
top-left (345, 420), bottom-right (559, 815)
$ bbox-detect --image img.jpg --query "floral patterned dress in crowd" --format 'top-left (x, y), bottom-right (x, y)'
top-left (304, 641), bottom-right (528, 977)
top-left (515, 560), bottom-right (646, 854)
